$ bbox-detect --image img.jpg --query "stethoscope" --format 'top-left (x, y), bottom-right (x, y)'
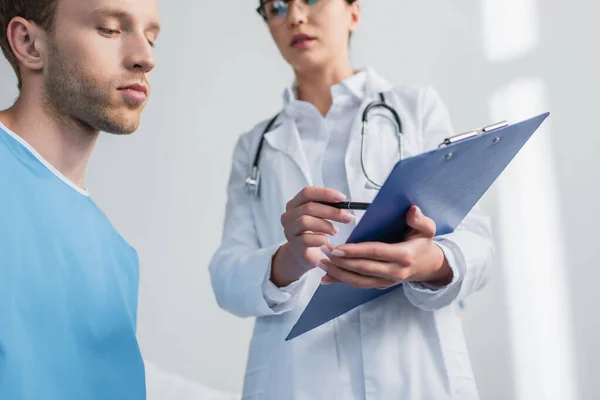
top-left (245, 92), bottom-right (403, 197)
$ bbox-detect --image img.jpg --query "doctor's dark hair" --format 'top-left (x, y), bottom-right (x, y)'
top-left (0, 0), bottom-right (59, 90)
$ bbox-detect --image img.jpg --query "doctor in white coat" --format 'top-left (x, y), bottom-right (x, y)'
top-left (210, 1), bottom-right (494, 399)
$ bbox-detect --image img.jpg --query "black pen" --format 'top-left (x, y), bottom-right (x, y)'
top-left (316, 201), bottom-right (371, 210)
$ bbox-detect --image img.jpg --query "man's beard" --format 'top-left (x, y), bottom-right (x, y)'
top-left (43, 41), bottom-right (143, 135)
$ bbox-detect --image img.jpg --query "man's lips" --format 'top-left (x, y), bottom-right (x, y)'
top-left (118, 84), bottom-right (148, 102)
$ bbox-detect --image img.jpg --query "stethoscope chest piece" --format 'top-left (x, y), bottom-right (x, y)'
top-left (245, 166), bottom-right (261, 197)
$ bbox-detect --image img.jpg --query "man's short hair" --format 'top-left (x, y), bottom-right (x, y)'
top-left (0, 0), bottom-right (59, 89)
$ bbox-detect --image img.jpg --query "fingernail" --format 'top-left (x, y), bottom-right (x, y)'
top-left (320, 245), bottom-right (331, 256)
top-left (333, 225), bottom-right (340, 234)
top-left (321, 278), bottom-right (331, 286)
top-left (342, 212), bottom-right (355, 222)
top-left (333, 192), bottom-right (347, 201)
top-left (317, 262), bottom-right (328, 272)
top-left (331, 249), bottom-right (346, 257)
top-left (415, 207), bottom-right (423, 219)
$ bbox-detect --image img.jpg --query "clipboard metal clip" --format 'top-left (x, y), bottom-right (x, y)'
top-left (439, 121), bottom-right (508, 148)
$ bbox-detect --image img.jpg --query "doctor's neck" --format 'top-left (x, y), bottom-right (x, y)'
top-left (294, 61), bottom-right (355, 116)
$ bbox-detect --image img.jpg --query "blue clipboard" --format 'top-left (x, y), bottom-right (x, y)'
top-left (286, 112), bottom-right (550, 341)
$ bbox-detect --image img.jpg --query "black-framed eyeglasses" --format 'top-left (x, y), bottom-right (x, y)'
top-left (256, 0), bottom-right (322, 22)
top-left (256, 0), bottom-right (356, 22)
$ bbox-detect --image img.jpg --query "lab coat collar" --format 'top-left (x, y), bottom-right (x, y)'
top-left (262, 118), bottom-right (312, 187)
top-left (283, 67), bottom-right (392, 103)
top-left (282, 68), bottom-right (367, 105)
top-left (281, 67), bottom-right (393, 111)
top-left (362, 67), bottom-right (395, 95)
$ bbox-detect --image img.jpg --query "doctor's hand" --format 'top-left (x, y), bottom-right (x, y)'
top-left (270, 187), bottom-right (355, 288)
top-left (319, 206), bottom-right (453, 289)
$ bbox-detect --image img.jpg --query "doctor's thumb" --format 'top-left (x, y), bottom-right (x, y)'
top-left (405, 206), bottom-right (436, 239)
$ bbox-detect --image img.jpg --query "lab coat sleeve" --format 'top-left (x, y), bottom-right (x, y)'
top-left (261, 265), bottom-right (307, 311)
top-left (209, 131), bottom-right (306, 318)
top-left (403, 86), bottom-right (495, 311)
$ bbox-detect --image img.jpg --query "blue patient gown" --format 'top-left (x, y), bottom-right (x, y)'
top-left (0, 123), bottom-right (145, 399)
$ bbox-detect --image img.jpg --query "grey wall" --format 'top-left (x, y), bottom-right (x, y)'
top-left (1, 0), bottom-right (598, 398)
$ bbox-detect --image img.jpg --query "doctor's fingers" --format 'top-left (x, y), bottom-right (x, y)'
top-left (289, 233), bottom-right (331, 249)
top-left (320, 274), bottom-right (343, 285)
top-left (284, 215), bottom-right (338, 237)
top-left (318, 259), bottom-right (398, 289)
top-left (332, 242), bottom-right (412, 264)
top-left (327, 254), bottom-right (410, 282)
top-left (286, 187), bottom-right (347, 211)
top-left (281, 202), bottom-right (355, 226)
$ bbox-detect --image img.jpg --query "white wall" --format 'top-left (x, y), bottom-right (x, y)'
top-left (1, 0), bottom-right (599, 398)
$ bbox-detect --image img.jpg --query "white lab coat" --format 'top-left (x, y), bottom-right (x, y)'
top-left (210, 69), bottom-right (494, 400)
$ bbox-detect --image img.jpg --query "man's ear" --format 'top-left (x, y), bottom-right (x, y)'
top-left (348, 1), bottom-right (361, 34)
top-left (7, 17), bottom-right (48, 75)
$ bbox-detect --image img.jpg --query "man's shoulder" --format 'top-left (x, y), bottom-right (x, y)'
top-left (0, 124), bottom-right (31, 177)
top-left (0, 131), bottom-right (21, 185)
